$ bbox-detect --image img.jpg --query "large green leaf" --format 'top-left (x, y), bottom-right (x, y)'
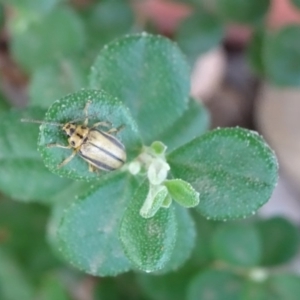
top-left (168, 128), bottom-right (278, 220)
top-left (120, 181), bottom-right (177, 272)
top-left (156, 99), bottom-right (210, 152)
top-left (157, 205), bottom-right (196, 273)
top-left (56, 172), bottom-right (136, 276)
top-left (89, 33), bottom-right (190, 144)
top-left (0, 108), bottom-right (72, 203)
top-left (38, 89), bottom-right (142, 180)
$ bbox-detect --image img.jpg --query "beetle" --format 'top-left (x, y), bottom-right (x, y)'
top-left (21, 101), bottom-right (126, 172)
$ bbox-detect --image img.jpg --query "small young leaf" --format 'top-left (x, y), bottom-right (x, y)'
top-left (162, 194), bottom-right (172, 208)
top-left (140, 184), bottom-right (168, 219)
top-left (156, 99), bottom-right (210, 153)
top-left (164, 179), bottom-right (200, 208)
top-left (256, 216), bottom-right (300, 266)
top-left (212, 222), bottom-right (262, 267)
top-left (168, 127), bottom-right (278, 220)
top-left (0, 108), bottom-right (72, 203)
top-left (10, 6), bottom-right (85, 72)
top-left (216, 0), bottom-right (270, 24)
top-left (38, 89), bottom-right (142, 180)
top-left (120, 181), bottom-right (177, 272)
top-left (89, 33), bottom-right (190, 144)
top-left (29, 58), bottom-right (88, 108)
top-left (56, 172), bottom-right (136, 276)
top-left (0, 249), bottom-right (34, 300)
top-left (177, 10), bottom-right (224, 63)
top-left (264, 25), bottom-right (300, 86)
top-left (187, 269), bottom-right (244, 300)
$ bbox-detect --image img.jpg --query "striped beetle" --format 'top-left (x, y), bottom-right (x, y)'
top-left (22, 101), bottom-right (126, 172)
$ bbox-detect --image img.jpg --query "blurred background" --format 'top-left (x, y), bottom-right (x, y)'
top-left (1, 0), bottom-right (300, 299)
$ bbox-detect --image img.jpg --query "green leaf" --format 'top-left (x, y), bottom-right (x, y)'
top-left (0, 199), bottom-right (60, 283)
top-left (177, 11), bottom-right (224, 63)
top-left (140, 184), bottom-right (168, 218)
top-left (241, 281), bottom-right (276, 300)
top-left (291, 0), bottom-right (300, 9)
top-left (137, 266), bottom-right (194, 300)
top-left (94, 272), bottom-right (145, 300)
top-left (0, 94), bottom-right (10, 112)
top-left (158, 205), bottom-right (196, 273)
top-left (2, 0), bottom-right (60, 13)
top-left (29, 58), bottom-right (88, 108)
top-left (269, 274), bottom-right (300, 300)
top-left (189, 212), bottom-right (217, 267)
top-left (247, 28), bottom-right (265, 75)
top-left (37, 273), bottom-right (70, 300)
top-left (120, 181), bottom-right (177, 272)
top-left (256, 216), bottom-right (300, 266)
top-left (38, 89), bottom-right (142, 181)
top-left (0, 249), bottom-right (34, 300)
top-left (156, 99), bottom-right (210, 153)
top-left (243, 274), bottom-right (300, 300)
top-left (10, 6), bottom-right (85, 72)
top-left (263, 25), bottom-right (300, 86)
top-left (82, 0), bottom-right (134, 50)
top-left (216, 0), bottom-right (270, 24)
top-left (212, 222), bottom-right (262, 267)
top-left (89, 33), bottom-right (190, 144)
top-left (56, 172), bottom-right (136, 276)
top-left (187, 269), bottom-right (244, 300)
top-left (0, 108), bottom-right (72, 203)
top-left (47, 180), bottom-right (98, 259)
top-left (168, 127), bottom-right (278, 220)
top-left (164, 179), bottom-right (199, 208)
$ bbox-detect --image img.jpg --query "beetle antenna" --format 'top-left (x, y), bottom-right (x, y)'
top-left (21, 118), bottom-right (63, 126)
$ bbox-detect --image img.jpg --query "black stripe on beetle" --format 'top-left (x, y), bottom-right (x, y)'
top-left (79, 153), bottom-right (116, 171)
top-left (92, 129), bottom-right (125, 150)
top-left (88, 142), bottom-right (125, 163)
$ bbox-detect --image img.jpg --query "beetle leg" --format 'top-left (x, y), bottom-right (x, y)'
top-left (83, 100), bottom-right (92, 126)
top-left (57, 150), bottom-right (77, 168)
top-left (107, 124), bottom-right (125, 135)
top-left (91, 121), bottom-right (112, 129)
top-left (88, 163), bottom-right (99, 173)
top-left (46, 143), bottom-right (72, 149)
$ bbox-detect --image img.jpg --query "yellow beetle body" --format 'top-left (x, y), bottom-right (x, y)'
top-left (22, 101), bottom-right (126, 173)
top-left (63, 122), bottom-right (126, 172)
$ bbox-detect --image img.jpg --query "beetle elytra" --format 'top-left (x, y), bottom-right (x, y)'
top-left (21, 101), bottom-right (126, 172)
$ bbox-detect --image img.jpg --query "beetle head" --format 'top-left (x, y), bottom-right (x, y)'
top-left (62, 122), bottom-right (76, 137)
